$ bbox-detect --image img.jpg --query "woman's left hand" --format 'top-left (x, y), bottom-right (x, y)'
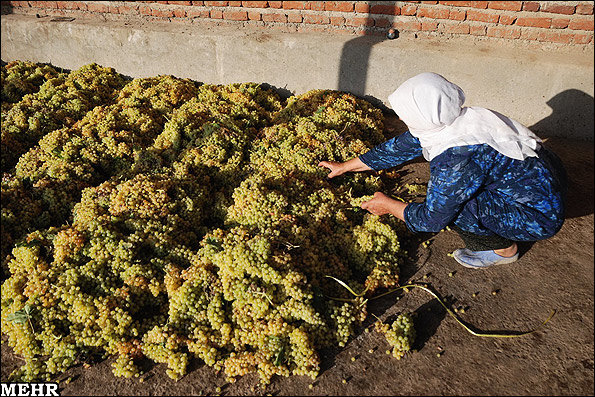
top-left (361, 192), bottom-right (408, 221)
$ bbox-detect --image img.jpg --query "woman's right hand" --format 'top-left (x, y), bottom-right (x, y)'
top-left (318, 161), bottom-right (345, 179)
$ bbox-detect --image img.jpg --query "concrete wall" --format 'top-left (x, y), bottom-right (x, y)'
top-left (1, 13), bottom-right (594, 140)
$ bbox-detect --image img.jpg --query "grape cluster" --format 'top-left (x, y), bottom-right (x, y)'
top-left (1, 62), bottom-right (415, 385)
top-left (374, 313), bottom-right (416, 360)
top-left (2, 63), bottom-right (126, 172)
top-left (1, 60), bottom-right (60, 107)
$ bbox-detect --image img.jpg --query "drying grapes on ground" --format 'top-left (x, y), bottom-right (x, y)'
top-left (1, 61), bottom-right (417, 385)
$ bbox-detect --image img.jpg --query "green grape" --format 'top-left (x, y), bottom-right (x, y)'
top-left (374, 313), bottom-right (416, 360)
top-left (1, 61), bottom-right (412, 387)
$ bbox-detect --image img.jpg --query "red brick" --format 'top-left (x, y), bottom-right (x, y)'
top-left (303, 13), bottom-right (329, 24)
top-left (536, 31), bottom-right (574, 44)
top-left (466, 9), bottom-right (498, 23)
top-left (401, 4), bottom-right (416, 16)
top-left (223, 10), bottom-right (248, 20)
top-left (515, 16), bottom-right (551, 28)
top-left (449, 9), bottom-right (465, 20)
top-left (282, 1), bottom-right (308, 10)
top-left (486, 25), bottom-right (520, 39)
top-left (522, 1), bottom-right (539, 12)
top-left (354, 2), bottom-right (369, 13)
top-left (421, 20), bottom-right (438, 30)
top-left (498, 14), bottom-right (516, 25)
top-left (345, 16), bottom-right (374, 27)
top-left (576, 3), bottom-right (594, 15)
top-left (439, 22), bottom-right (470, 34)
top-left (139, 5), bottom-right (153, 15)
top-left (268, 1), bottom-right (282, 8)
top-left (325, 1), bottom-right (353, 12)
top-left (438, 1), bottom-right (487, 9)
top-left (543, 31), bottom-right (574, 44)
top-left (392, 20), bottom-right (422, 31)
top-left (520, 29), bottom-right (539, 41)
top-left (262, 12), bottom-right (286, 22)
top-left (540, 3), bottom-right (575, 15)
top-left (421, 1), bottom-right (437, 4)
top-left (568, 18), bottom-right (594, 31)
top-left (210, 9), bottom-right (223, 18)
top-left (469, 24), bottom-right (486, 35)
top-left (28, 1), bottom-right (49, 7)
top-left (551, 18), bottom-right (570, 29)
top-left (309, 1), bottom-right (324, 11)
top-left (191, 1), bottom-right (204, 5)
top-left (186, 8), bottom-right (209, 17)
top-left (572, 32), bottom-right (593, 44)
top-left (56, 1), bottom-right (78, 10)
top-left (157, 1), bottom-right (168, 4)
top-left (173, 8), bottom-right (187, 17)
top-left (374, 18), bottom-right (391, 28)
top-left (487, 1), bottom-right (521, 11)
top-left (248, 10), bottom-right (261, 19)
top-left (287, 13), bottom-right (302, 22)
top-left (242, 1), bottom-right (267, 7)
top-left (229, 1), bottom-right (242, 6)
top-left (153, 8), bottom-right (174, 17)
top-left (329, 16), bottom-right (345, 25)
top-left (168, 1), bottom-right (192, 5)
top-left (370, 4), bottom-right (400, 15)
top-left (205, 1), bottom-right (228, 6)
top-left (417, 6), bottom-right (450, 19)
top-left (87, 2), bottom-right (109, 13)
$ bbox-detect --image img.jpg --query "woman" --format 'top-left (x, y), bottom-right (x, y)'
top-left (319, 73), bottom-right (567, 269)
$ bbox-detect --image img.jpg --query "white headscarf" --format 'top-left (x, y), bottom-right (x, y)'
top-left (388, 72), bottom-right (541, 161)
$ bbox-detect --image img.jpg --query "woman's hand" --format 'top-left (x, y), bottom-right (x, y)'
top-left (361, 192), bottom-right (408, 221)
top-left (318, 157), bottom-right (373, 178)
top-left (318, 161), bottom-right (346, 178)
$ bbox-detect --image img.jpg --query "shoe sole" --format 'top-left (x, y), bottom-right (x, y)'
top-left (453, 254), bottom-right (519, 269)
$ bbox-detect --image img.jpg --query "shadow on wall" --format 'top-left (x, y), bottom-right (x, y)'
top-left (337, 3), bottom-right (396, 112)
top-left (530, 90), bottom-right (594, 220)
top-left (529, 89), bottom-right (595, 141)
top-left (0, 2), bottom-right (12, 15)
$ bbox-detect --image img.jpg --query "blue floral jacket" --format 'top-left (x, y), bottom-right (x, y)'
top-left (359, 131), bottom-right (567, 241)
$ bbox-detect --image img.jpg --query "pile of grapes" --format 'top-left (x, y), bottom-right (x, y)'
top-left (1, 61), bottom-right (415, 384)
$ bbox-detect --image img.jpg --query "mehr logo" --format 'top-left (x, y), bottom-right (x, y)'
top-left (0, 383), bottom-right (59, 397)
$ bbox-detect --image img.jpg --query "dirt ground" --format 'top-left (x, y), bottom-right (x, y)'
top-left (1, 115), bottom-right (593, 396)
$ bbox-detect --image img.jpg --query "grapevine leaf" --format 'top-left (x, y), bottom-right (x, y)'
top-left (6, 305), bottom-right (33, 325)
top-left (273, 346), bottom-right (286, 367)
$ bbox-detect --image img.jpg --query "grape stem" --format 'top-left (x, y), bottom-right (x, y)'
top-left (326, 276), bottom-right (556, 338)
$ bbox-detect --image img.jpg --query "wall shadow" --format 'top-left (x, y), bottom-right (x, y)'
top-left (338, 2), bottom-right (398, 104)
top-left (338, 34), bottom-right (385, 97)
top-left (529, 89), bottom-right (594, 219)
top-left (529, 89), bottom-right (594, 141)
top-left (0, 2), bottom-right (12, 15)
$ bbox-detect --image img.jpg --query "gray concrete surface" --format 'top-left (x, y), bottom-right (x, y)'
top-left (1, 13), bottom-right (594, 140)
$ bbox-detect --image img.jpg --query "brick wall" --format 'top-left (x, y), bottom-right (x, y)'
top-left (2, 1), bottom-right (593, 45)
